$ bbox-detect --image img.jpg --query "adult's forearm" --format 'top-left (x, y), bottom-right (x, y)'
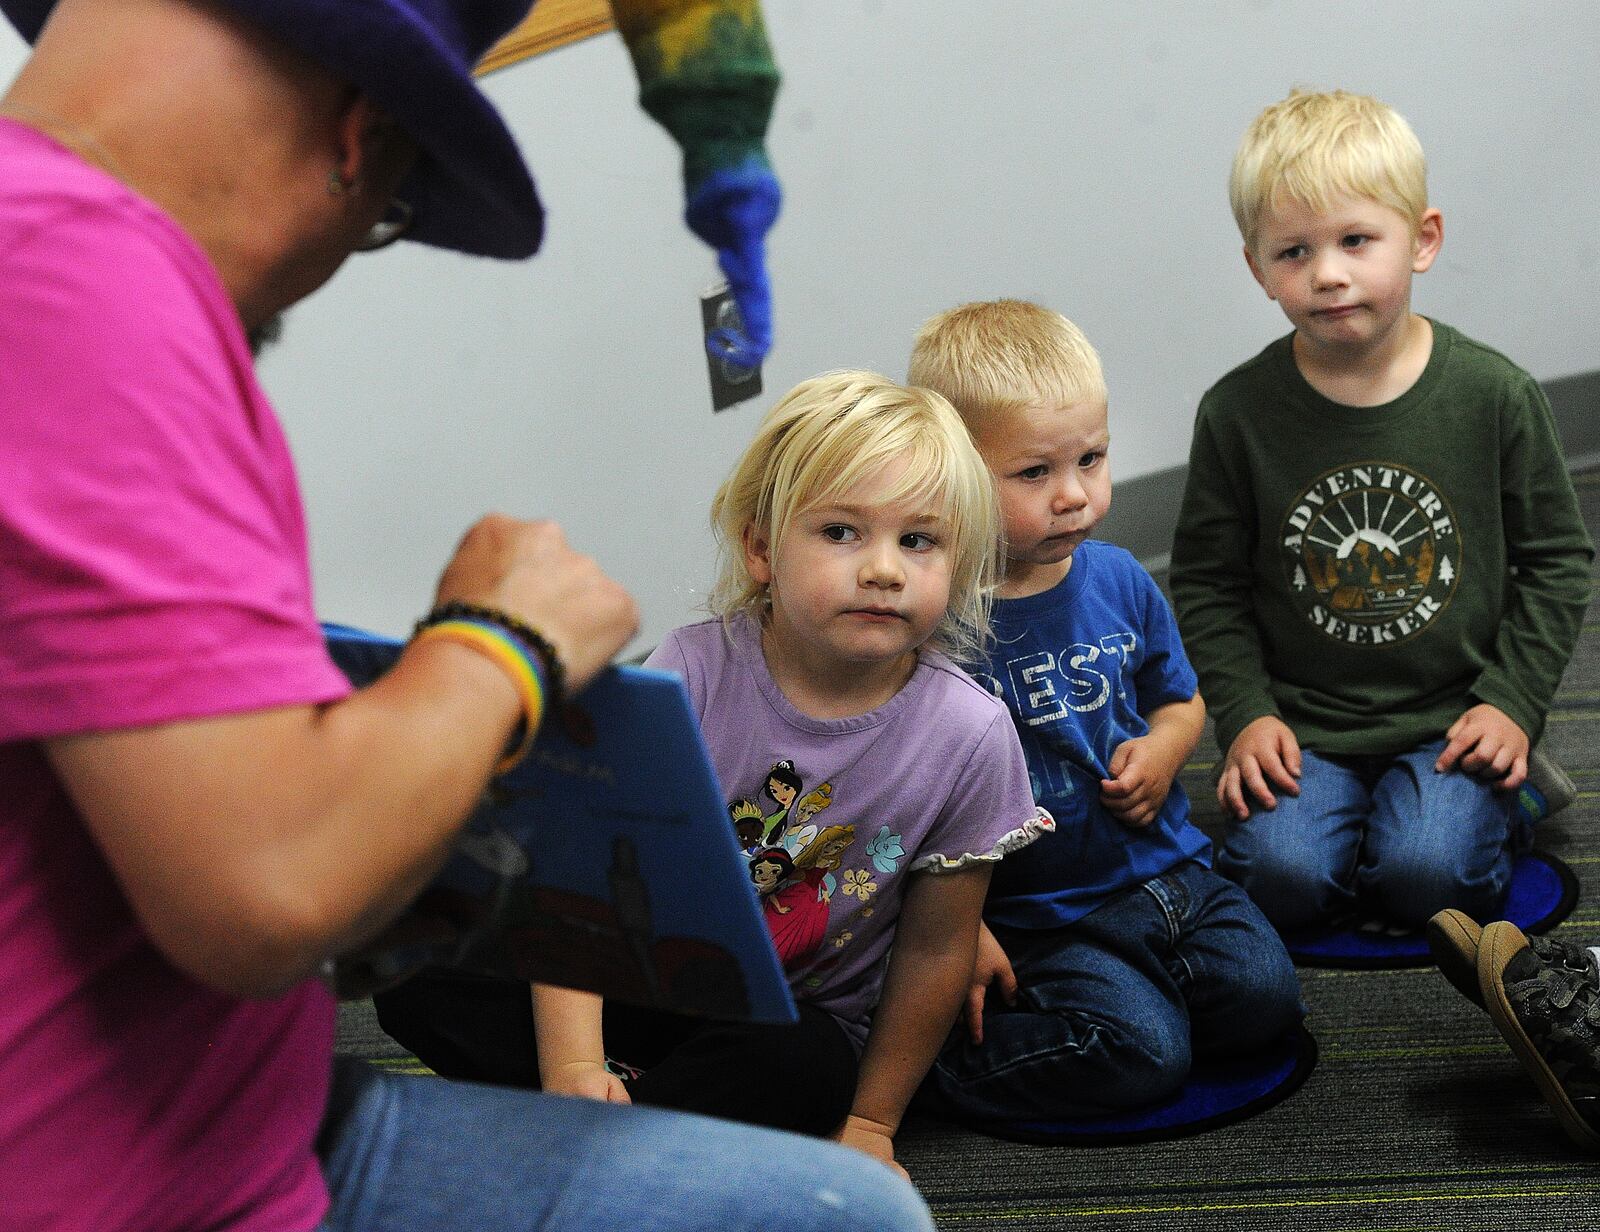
top-left (48, 635), bottom-right (520, 996)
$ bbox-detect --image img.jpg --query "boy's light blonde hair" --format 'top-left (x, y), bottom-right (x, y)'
top-left (709, 370), bottom-right (1001, 663)
top-left (907, 299), bottom-right (1106, 437)
top-left (1230, 88), bottom-right (1428, 250)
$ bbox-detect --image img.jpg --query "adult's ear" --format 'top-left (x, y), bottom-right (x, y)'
top-left (332, 93), bottom-right (386, 190)
top-left (742, 524), bottom-right (774, 586)
top-left (1412, 207), bottom-right (1444, 273)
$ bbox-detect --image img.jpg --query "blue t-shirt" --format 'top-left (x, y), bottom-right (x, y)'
top-left (973, 541), bottom-right (1212, 928)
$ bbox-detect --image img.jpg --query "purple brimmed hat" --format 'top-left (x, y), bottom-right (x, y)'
top-left (1, 0), bottom-right (545, 258)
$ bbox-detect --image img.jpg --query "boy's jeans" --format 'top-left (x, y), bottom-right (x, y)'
top-left (316, 1059), bottom-right (933, 1232)
top-left (1215, 739), bottom-right (1518, 930)
top-left (927, 861), bottom-right (1303, 1120)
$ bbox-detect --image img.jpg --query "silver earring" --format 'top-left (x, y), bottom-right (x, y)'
top-left (327, 168), bottom-right (354, 196)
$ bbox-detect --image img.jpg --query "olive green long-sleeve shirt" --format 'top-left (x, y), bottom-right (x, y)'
top-left (1171, 321), bottom-right (1592, 756)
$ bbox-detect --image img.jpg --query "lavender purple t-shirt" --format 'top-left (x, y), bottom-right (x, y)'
top-left (646, 616), bottom-right (1047, 1046)
top-left (0, 119), bottom-right (352, 1231)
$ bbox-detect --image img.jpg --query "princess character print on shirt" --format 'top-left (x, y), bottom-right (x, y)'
top-left (728, 799), bottom-right (766, 852)
top-left (777, 781), bottom-right (834, 861)
top-left (759, 759), bottom-right (803, 844)
top-left (750, 840), bottom-right (829, 968)
top-left (765, 822), bottom-right (857, 971)
top-left (791, 824), bottom-right (856, 905)
top-left (734, 762), bottom-right (866, 972)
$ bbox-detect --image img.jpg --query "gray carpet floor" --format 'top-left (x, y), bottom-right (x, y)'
top-left (337, 467), bottom-right (1600, 1230)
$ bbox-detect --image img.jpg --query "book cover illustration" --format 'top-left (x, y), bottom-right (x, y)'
top-left (323, 624), bottom-right (796, 1025)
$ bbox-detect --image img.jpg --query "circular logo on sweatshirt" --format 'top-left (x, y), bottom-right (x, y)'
top-left (1279, 462), bottom-right (1461, 645)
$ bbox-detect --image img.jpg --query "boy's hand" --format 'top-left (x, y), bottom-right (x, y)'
top-left (963, 921), bottom-right (1018, 1044)
top-left (1436, 703), bottom-right (1529, 790)
top-left (540, 1059), bottom-right (632, 1104)
top-left (1101, 735), bottom-right (1180, 827)
top-left (1219, 716), bottom-right (1302, 821)
top-left (837, 1114), bottom-right (908, 1181)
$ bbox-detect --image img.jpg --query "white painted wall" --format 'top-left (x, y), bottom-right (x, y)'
top-left (5, 2), bottom-right (1598, 648)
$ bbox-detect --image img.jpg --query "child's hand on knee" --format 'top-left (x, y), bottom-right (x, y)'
top-left (1219, 716), bottom-right (1302, 821)
top-left (1437, 703), bottom-right (1529, 790)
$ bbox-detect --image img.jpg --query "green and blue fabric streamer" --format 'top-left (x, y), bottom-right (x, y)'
top-left (614, 0), bottom-right (782, 366)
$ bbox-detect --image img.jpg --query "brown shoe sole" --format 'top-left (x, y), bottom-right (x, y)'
top-left (1426, 909), bottom-right (1484, 1008)
top-left (1479, 920), bottom-right (1600, 1152)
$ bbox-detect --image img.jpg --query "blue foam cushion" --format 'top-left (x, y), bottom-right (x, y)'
top-left (1285, 850), bottom-right (1577, 968)
top-left (964, 1023), bottom-right (1317, 1145)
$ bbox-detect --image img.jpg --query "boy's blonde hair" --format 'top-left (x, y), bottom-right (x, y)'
top-left (1230, 88), bottom-right (1428, 250)
top-left (907, 299), bottom-right (1106, 436)
top-left (709, 370), bottom-right (1001, 663)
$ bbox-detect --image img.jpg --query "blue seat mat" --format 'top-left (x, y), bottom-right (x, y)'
top-left (1284, 849), bottom-right (1578, 969)
top-left (953, 1023), bottom-right (1317, 1146)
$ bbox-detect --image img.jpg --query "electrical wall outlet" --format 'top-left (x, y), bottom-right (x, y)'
top-left (700, 282), bottom-right (763, 412)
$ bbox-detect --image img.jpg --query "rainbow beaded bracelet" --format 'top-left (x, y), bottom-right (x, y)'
top-left (411, 609), bottom-right (558, 774)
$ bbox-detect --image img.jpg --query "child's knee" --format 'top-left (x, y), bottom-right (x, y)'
top-left (1365, 852), bottom-right (1506, 927)
top-left (932, 1006), bottom-right (1190, 1114)
top-left (1217, 841), bottom-right (1346, 929)
top-left (1035, 1020), bottom-right (1192, 1110)
top-left (1190, 937), bottom-right (1305, 1052)
top-left (1229, 964), bottom-right (1307, 1044)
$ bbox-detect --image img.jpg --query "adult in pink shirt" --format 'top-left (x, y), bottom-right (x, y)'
top-left (0, 2), bottom-right (934, 1231)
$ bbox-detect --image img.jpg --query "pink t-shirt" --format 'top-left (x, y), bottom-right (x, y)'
top-left (0, 120), bottom-right (352, 1231)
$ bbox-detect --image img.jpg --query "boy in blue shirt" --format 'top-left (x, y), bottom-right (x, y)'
top-left (908, 300), bottom-right (1303, 1119)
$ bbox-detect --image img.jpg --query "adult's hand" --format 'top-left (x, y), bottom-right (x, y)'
top-left (434, 514), bottom-right (639, 694)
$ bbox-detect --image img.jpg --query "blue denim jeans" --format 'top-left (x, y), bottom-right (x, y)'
top-left (316, 1059), bottom-right (933, 1231)
top-left (1214, 740), bottom-right (1518, 930)
top-left (927, 861), bottom-right (1303, 1120)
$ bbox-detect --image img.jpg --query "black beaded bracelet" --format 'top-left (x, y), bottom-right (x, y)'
top-left (415, 601), bottom-right (567, 716)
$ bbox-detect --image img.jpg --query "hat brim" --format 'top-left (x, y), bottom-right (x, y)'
top-left (2, 0), bottom-right (544, 259)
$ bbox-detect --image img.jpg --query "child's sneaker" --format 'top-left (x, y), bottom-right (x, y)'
top-left (1478, 920), bottom-right (1600, 1151)
top-left (1426, 909), bottom-right (1485, 1006)
top-left (1427, 909), bottom-right (1597, 1010)
top-left (1515, 747), bottom-right (1578, 827)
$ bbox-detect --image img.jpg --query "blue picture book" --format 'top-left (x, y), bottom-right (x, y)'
top-left (322, 623), bottom-right (796, 1025)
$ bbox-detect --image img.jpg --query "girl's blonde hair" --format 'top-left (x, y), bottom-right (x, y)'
top-left (709, 370), bottom-right (1001, 663)
top-left (1230, 88), bottom-right (1428, 250)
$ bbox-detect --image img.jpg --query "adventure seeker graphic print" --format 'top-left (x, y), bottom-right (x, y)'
top-left (1280, 460), bottom-right (1462, 646)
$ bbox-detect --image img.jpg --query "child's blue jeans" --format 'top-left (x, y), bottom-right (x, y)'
top-left (315, 1058), bottom-right (933, 1232)
top-left (926, 861), bottom-right (1303, 1120)
top-left (1214, 739), bottom-right (1519, 930)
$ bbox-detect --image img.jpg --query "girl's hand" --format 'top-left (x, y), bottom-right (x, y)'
top-left (1218, 716), bottom-right (1302, 821)
top-left (837, 1114), bottom-right (908, 1180)
top-left (1437, 703), bottom-right (1529, 790)
top-left (963, 921), bottom-right (1017, 1044)
top-left (541, 1059), bottom-right (632, 1104)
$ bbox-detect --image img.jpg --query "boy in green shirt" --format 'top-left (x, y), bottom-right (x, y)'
top-left (1170, 89), bottom-right (1591, 931)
